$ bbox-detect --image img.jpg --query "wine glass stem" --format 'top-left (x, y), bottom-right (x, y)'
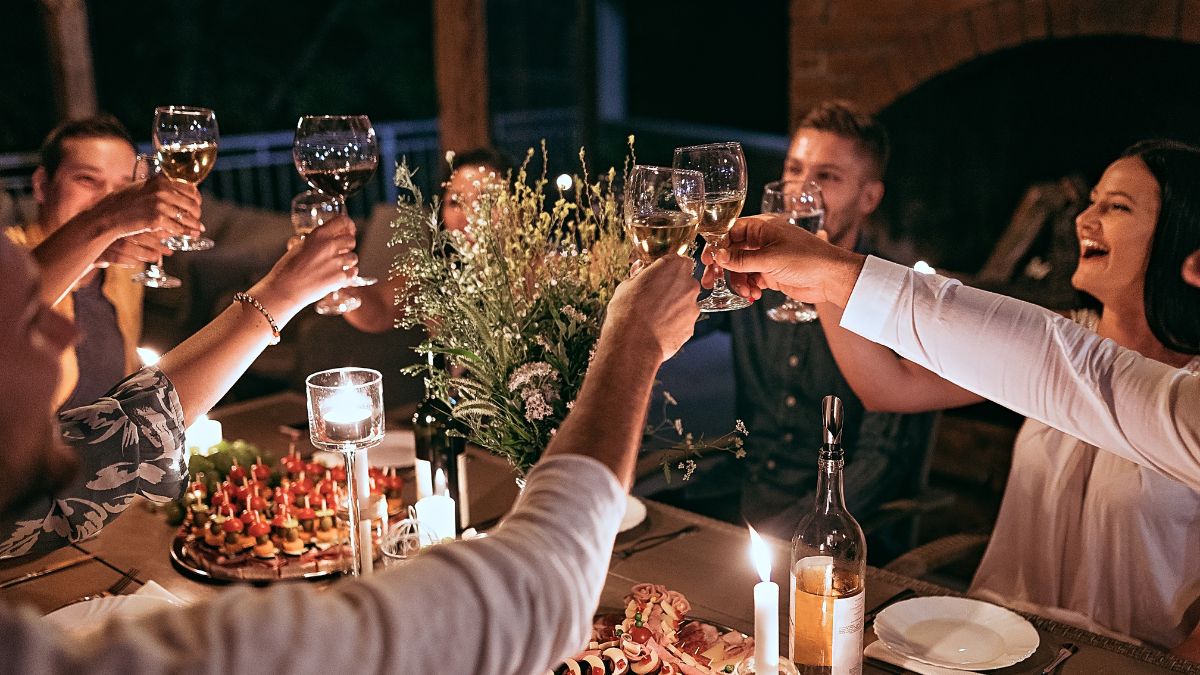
top-left (342, 445), bottom-right (368, 577)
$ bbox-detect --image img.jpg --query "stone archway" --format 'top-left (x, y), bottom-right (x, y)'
top-left (789, 0), bottom-right (1200, 124)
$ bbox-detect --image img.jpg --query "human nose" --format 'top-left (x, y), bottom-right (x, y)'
top-left (1075, 202), bottom-right (1099, 231)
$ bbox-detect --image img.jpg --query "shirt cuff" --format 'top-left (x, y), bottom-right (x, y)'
top-left (520, 454), bottom-right (627, 533)
top-left (840, 255), bottom-right (910, 342)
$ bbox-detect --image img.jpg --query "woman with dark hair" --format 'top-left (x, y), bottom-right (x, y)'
top-left (1127, 140), bottom-right (1200, 355)
top-left (712, 140), bottom-right (1200, 650)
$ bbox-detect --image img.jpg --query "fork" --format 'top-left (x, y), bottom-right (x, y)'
top-left (613, 525), bottom-right (699, 560)
top-left (53, 568), bottom-right (140, 610)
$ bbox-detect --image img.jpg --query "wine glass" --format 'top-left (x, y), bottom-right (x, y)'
top-left (291, 190), bottom-right (361, 315)
top-left (153, 106), bottom-right (218, 251)
top-left (293, 115), bottom-right (378, 288)
top-left (129, 153), bottom-right (182, 289)
top-left (673, 142), bottom-right (751, 312)
top-left (624, 165), bottom-right (705, 266)
top-left (762, 180), bottom-right (825, 323)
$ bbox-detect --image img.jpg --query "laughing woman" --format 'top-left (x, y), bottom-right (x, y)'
top-left (804, 139), bottom-right (1200, 650)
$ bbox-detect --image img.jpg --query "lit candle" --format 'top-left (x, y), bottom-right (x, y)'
top-left (185, 414), bottom-right (222, 457)
top-left (320, 388), bottom-right (373, 444)
top-left (749, 526), bottom-right (779, 675)
top-left (415, 469), bottom-right (456, 544)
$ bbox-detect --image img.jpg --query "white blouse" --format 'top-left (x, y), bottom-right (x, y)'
top-left (841, 255), bottom-right (1200, 648)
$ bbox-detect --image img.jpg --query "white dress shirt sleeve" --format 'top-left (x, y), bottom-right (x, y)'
top-left (841, 255), bottom-right (1200, 489)
top-left (1, 453), bottom-right (626, 674)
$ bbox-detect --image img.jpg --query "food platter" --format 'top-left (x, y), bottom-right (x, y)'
top-left (554, 583), bottom-right (754, 674)
top-left (170, 531), bottom-right (351, 583)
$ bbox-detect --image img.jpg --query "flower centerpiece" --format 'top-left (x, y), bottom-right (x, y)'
top-left (392, 144), bottom-right (745, 477)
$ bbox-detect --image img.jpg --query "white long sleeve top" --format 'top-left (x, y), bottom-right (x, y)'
top-left (841, 255), bottom-right (1200, 648)
top-left (0, 453), bottom-right (625, 674)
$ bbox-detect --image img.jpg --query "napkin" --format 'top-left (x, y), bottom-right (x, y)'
top-left (134, 580), bottom-right (187, 606)
top-left (864, 640), bottom-right (971, 675)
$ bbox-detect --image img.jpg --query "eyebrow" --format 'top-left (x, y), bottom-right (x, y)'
top-left (1097, 189), bottom-right (1138, 204)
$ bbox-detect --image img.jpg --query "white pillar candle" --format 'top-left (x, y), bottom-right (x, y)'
top-left (749, 527), bottom-right (779, 675)
top-left (415, 459), bottom-right (433, 501)
top-left (416, 469), bottom-right (456, 544)
top-left (185, 415), bottom-right (222, 457)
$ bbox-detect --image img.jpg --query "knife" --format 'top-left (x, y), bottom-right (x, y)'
top-left (0, 553), bottom-right (96, 590)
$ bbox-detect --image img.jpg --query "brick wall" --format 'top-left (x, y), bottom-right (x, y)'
top-left (789, 0), bottom-right (1200, 125)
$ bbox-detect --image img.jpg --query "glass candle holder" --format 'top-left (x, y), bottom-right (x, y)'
top-left (306, 368), bottom-right (384, 577)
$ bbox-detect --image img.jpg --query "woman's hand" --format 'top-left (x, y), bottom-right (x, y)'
top-left (249, 216), bottom-right (358, 321)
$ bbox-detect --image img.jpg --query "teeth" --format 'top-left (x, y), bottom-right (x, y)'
top-left (1080, 237), bottom-right (1109, 255)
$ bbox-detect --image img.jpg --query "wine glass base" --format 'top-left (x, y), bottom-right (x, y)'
top-left (767, 303), bottom-right (818, 324)
top-left (315, 294), bottom-right (362, 316)
top-left (164, 236), bottom-right (215, 252)
top-left (132, 269), bottom-right (182, 289)
top-left (345, 275), bottom-right (378, 288)
top-left (699, 292), bottom-right (752, 313)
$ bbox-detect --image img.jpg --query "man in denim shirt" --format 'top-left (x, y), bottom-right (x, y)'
top-left (691, 101), bottom-right (936, 548)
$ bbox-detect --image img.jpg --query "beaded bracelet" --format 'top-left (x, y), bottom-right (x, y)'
top-left (233, 292), bottom-right (281, 345)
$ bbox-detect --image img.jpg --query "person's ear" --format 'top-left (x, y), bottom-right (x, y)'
top-left (1183, 250), bottom-right (1200, 289)
top-left (32, 166), bottom-right (49, 206)
top-left (858, 179), bottom-right (884, 217)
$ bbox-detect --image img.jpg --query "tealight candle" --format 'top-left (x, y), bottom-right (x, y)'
top-left (749, 526), bottom-right (779, 675)
top-left (415, 469), bottom-right (456, 545)
top-left (320, 388), bottom-right (373, 444)
top-left (185, 414), bottom-right (222, 457)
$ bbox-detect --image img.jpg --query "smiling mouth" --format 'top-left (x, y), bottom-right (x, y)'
top-left (1079, 237), bottom-right (1110, 260)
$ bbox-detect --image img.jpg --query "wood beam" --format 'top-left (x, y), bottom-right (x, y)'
top-left (40, 0), bottom-right (98, 121)
top-left (434, 0), bottom-right (491, 153)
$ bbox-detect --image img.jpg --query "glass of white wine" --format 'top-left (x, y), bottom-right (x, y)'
top-left (673, 142), bottom-right (750, 312)
top-left (291, 190), bottom-right (361, 315)
top-left (129, 153), bottom-right (182, 289)
top-left (762, 179), bottom-right (825, 323)
top-left (153, 106), bottom-right (218, 251)
top-left (624, 165), bottom-right (705, 267)
top-left (293, 115), bottom-right (378, 289)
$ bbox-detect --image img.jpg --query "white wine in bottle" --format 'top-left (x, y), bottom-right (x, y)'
top-left (790, 395), bottom-right (866, 674)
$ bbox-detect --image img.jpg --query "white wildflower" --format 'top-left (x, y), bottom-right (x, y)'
top-left (521, 390), bottom-right (554, 422)
top-left (507, 362), bottom-right (555, 392)
top-left (735, 419), bottom-right (749, 436)
top-left (680, 459), bottom-right (697, 481)
top-left (663, 391), bottom-right (678, 406)
top-left (673, 418), bottom-right (684, 436)
top-left (734, 449), bottom-right (747, 459)
top-left (561, 305), bottom-right (587, 323)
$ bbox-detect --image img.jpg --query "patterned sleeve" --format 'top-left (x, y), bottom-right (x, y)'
top-left (0, 367), bottom-right (187, 559)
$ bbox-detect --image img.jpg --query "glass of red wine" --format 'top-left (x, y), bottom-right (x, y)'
top-left (293, 115), bottom-right (378, 290)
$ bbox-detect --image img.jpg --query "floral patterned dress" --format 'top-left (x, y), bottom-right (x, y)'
top-left (0, 367), bottom-right (187, 559)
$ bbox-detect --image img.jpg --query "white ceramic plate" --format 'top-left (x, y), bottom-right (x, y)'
top-left (313, 429), bottom-right (416, 469)
top-left (619, 494), bottom-right (647, 533)
top-left (44, 595), bottom-right (177, 636)
top-left (874, 596), bottom-right (1040, 671)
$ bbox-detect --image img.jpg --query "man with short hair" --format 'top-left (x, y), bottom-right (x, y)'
top-left (680, 101), bottom-right (934, 546)
top-left (10, 115), bottom-right (202, 409)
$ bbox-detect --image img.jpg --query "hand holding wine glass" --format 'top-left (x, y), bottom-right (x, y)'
top-left (153, 106), bottom-right (218, 251)
top-left (293, 115), bottom-right (378, 289)
top-left (129, 153), bottom-right (183, 288)
top-left (762, 179), bottom-right (825, 323)
top-left (624, 165), bottom-right (705, 268)
top-left (673, 142), bottom-right (750, 312)
top-left (291, 190), bottom-right (361, 315)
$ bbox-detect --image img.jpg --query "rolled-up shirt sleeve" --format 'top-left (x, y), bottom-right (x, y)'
top-left (841, 255), bottom-right (1200, 489)
top-left (0, 453), bottom-right (625, 674)
top-left (0, 366), bottom-right (187, 559)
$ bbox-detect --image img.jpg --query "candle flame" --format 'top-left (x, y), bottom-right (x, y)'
top-left (434, 468), bottom-right (448, 496)
top-left (748, 526), bottom-right (772, 583)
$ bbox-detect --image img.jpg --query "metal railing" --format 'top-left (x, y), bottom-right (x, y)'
top-left (0, 108), bottom-right (583, 222)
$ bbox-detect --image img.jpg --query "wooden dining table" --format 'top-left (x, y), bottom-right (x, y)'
top-left (3, 392), bottom-right (1198, 674)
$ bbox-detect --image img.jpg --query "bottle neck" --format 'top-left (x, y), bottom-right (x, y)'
top-left (815, 444), bottom-right (847, 514)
